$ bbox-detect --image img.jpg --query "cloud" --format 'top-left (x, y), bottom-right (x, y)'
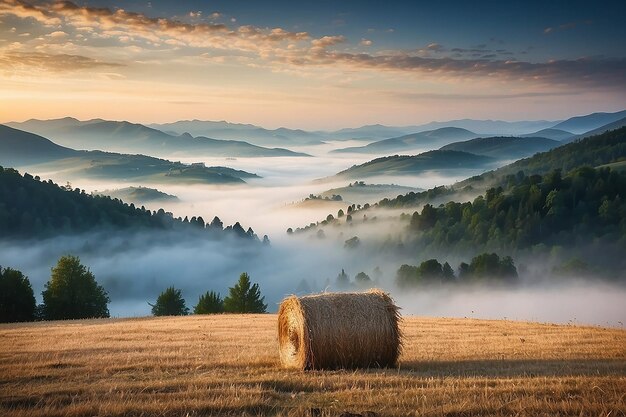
top-left (311, 35), bottom-right (346, 48)
top-left (0, 0), bottom-right (311, 54)
top-left (0, 51), bottom-right (124, 73)
top-left (387, 90), bottom-right (581, 101)
top-left (0, 0), bottom-right (622, 93)
top-left (544, 21), bottom-right (593, 35)
top-left (290, 49), bottom-right (626, 90)
top-left (0, 0), bottom-right (61, 26)
top-left (47, 30), bottom-right (68, 38)
top-left (426, 43), bottom-right (443, 51)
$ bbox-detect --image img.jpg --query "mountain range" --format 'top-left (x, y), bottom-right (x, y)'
top-left (331, 127), bottom-right (479, 154)
top-left (332, 150), bottom-right (496, 179)
top-left (0, 125), bottom-right (257, 185)
top-left (6, 118), bottom-right (309, 158)
top-left (149, 120), bottom-right (325, 147)
top-left (440, 136), bottom-right (560, 160)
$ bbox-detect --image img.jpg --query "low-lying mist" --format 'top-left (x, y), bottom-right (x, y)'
top-left (4, 144), bottom-right (625, 327)
top-left (395, 283), bottom-right (626, 328)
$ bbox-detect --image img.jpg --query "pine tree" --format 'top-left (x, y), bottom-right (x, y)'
top-left (223, 273), bottom-right (267, 313)
top-left (150, 287), bottom-right (189, 316)
top-left (194, 291), bottom-right (224, 314)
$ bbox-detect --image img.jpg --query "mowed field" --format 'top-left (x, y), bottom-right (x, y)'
top-left (1, 315), bottom-right (625, 416)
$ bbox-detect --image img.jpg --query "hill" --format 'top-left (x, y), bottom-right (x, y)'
top-left (440, 136), bottom-right (561, 160)
top-left (0, 315), bottom-right (623, 416)
top-left (0, 124), bottom-right (78, 165)
top-left (0, 125), bottom-right (257, 185)
top-left (382, 126), bottom-right (626, 208)
top-left (95, 186), bottom-right (178, 204)
top-left (520, 128), bottom-right (574, 141)
top-left (6, 119), bottom-right (309, 157)
top-left (551, 110), bottom-right (626, 134)
top-left (333, 150), bottom-right (495, 179)
top-left (319, 182), bottom-right (422, 205)
top-left (325, 124), bottom-right (416, 140)
top-left (0, 167), bottom-right (258, 239)
top-left (331, 127), bottom-right (479, 154)
top-left (149, 120), bottom-right (324, 147)
top-left (410, 118), bottom-right (558, 135)
top-left (565, 117), bottom-right (626, 143)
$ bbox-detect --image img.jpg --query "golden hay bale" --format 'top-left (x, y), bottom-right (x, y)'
top-left (277, 289), bottom-right (402, 370)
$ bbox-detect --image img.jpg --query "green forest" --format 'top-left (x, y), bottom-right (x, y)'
top-left (0, 166), bottom-right (261, 240)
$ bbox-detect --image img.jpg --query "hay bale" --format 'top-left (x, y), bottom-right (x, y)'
top-left (277, 289), bottom-right (402, 370)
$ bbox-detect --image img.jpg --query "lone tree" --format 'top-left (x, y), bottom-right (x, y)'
top-left (223, 273), bottom-right (267, 313)
top-left (194, 290), bottom-right (224, 314)
top-left (0, 266), bottom-right (36, 323)
top-left (150, 286), bottom-right (189, 316)
top-left (42, 255), bottom-right (110, 320)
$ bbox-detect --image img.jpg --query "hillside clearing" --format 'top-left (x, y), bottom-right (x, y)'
top-left (1, 315), bottom-right (624, 416)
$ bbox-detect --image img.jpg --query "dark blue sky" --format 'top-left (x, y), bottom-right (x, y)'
top-left (88, 0), bottom-right (626, 61)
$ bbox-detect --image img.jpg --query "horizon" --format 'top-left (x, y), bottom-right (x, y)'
top-left (4, 109), bottom-right (625, 132)
top-left (1, 0), bottom-right (625, 130)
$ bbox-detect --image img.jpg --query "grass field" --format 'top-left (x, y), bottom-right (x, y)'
top-left (1, 315), bottom-right (625, 416)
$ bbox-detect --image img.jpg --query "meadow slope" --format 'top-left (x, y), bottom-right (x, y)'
top-left (1, 315), bottom-right (625, 416)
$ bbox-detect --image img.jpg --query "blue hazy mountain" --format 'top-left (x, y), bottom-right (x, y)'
top-left (521, 128), bottom-right (574, 141)
top-left (6, 118), bottom-right (309, 158)
top-left (149, 120), bottom-right (324, 147)
top-left (551, 110), bottom-right (626, 134)
top-left (331, 127), bottom-right (479, 154)
top-left (0, 125), bottom-right (257, 184)
top-left (332, 150), bottom-right (495, 179)
top-left (440, 136), bottom-right (561, 160)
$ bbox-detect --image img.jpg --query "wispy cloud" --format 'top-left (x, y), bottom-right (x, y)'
top-left (0, 51), bottom-right (124, 73)
top-left (0, 0), bottom-right (623, 94)
top-left (544, 20), bottom-right (593, 34)
top-left (387, 90), bottom-right (581, 101)
top-left (287, 49), bottom-right (626, 90)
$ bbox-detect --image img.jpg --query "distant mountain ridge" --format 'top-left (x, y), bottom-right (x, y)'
top-left (551, 110), bottom-right (626, 134)
top-left (0, 124), bottom-right (78, 165)
top-left (521, 128), bottom-right (574, 141)
top-left (149, 120), bottom-right (324, 147)
top-left (565, 117), bottom-right (626, 143)
top-left (6, 118), bottom-right (309, 158)
top-left (333, 150), bottom-right (495, 179)
top-left (0, 125), bottom-right (257, 185)
top-left (331, 127), bottom-right (479, 154)
top-left (440, 136), bottom-right (561, 160)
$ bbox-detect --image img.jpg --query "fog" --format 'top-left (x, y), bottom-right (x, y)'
top-left (396, 284), bottom-right (626, 328)
top-left (3, 143), bottom-right (625, 327)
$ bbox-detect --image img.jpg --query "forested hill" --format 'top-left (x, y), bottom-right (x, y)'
top-left (381, 126), bottom-right (626, 208)
top-left (0, 167), bottom-right (261, 240)
top-left (404, 166), bottom-right (626, 255)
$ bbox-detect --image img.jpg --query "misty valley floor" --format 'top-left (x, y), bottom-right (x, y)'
top-left (1, 315), bottom-right (625, 416)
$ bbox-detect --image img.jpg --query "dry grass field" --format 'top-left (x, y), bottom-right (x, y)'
top-left (1, 315), bottom-right (625, 416)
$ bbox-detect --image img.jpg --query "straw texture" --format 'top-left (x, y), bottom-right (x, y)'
top-left (277, 289), bottom-right (402, 370)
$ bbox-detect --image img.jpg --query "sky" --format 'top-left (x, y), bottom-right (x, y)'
top-left (0, 0), bottom-right (625, 129)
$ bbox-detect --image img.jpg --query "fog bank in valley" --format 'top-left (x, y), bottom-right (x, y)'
top-left (3, 144), bottom-right (624, 327)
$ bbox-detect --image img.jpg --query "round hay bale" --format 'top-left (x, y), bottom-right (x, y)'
top-left (278, 289), bottom-right (402, 370)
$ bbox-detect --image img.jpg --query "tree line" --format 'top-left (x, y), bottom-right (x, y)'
top-left (0, 256), bottom-right (267, 323)
top-left (150, 272), bottom-right (267, 316)
top-left (396, 252), bottom-right (518, 288)
top-left (0, 167), bottom-right (266, 242)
